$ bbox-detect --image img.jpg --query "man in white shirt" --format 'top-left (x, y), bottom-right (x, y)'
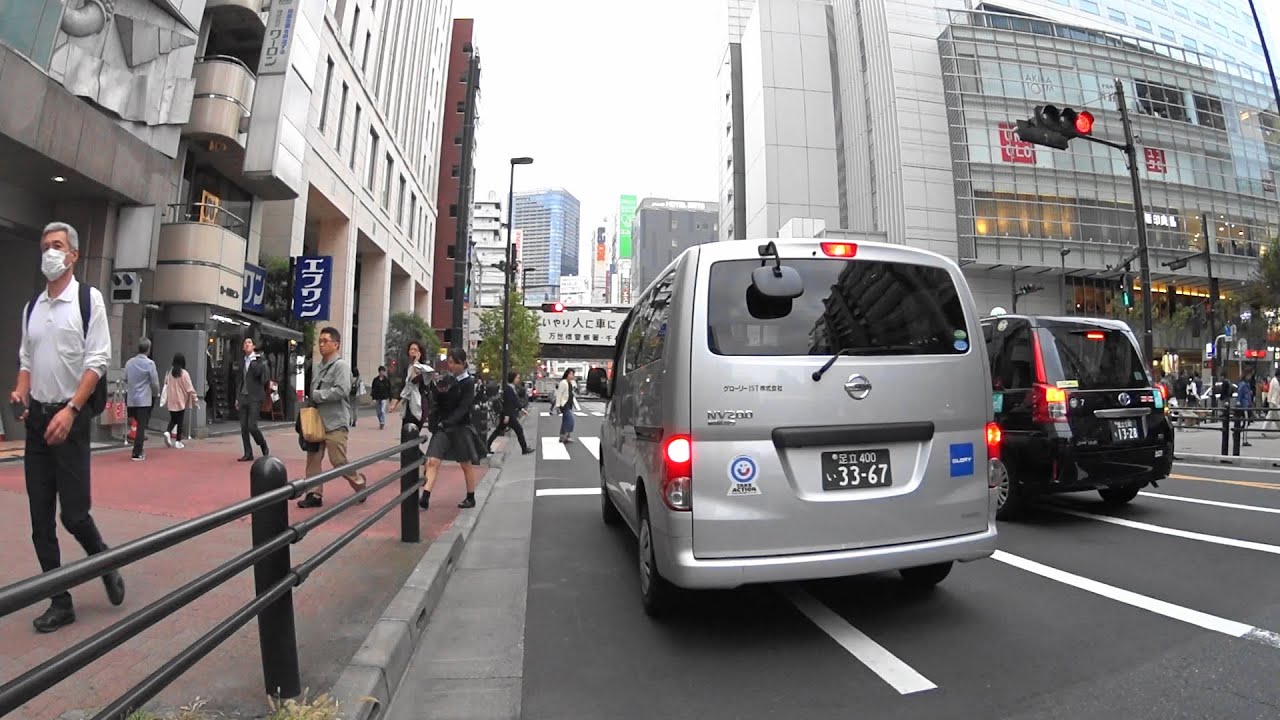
top-left (9, 222), bottom-right (124, 633)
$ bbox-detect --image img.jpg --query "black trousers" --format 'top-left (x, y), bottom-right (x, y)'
top-left (166, 409), bottom-right (186, 440)
top-left (127, 405), bottom-right (151, 457)
top-left (25, 401), bottom-right (108, 609)
top-left (487, 414), bottom-right (530, 452)
top-left (238, 400), bottom-right (267, 456)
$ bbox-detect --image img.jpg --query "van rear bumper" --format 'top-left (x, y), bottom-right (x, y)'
top-left (657, 524), bottom-right (998, 590)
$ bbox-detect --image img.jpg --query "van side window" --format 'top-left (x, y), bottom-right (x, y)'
top-left (624, 296), bottom-right (653, 373)
top-left (636, 274), bottom-right (674, 367)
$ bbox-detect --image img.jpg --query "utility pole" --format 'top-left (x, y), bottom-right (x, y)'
top-left (1114, 80), bottom-right (1155, 367)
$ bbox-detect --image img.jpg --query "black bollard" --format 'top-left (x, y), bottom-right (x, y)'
top-left (1233, 409), bottom-right (1244, 456)
top-left (1220, 401), bottom-right (1231, 456)
top-left (400, 422), bottom-right (423, 543)
top-left (249, 456), bottom-right (301, 699)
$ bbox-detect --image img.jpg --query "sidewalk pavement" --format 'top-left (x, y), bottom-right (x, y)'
top-left (1175, 422), bottom-right (1280, 463)
top-left (0, 421), bottom-right (498, 719)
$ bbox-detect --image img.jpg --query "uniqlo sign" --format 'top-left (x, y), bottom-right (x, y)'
top-left (1144, 147), bottom-right (1168, 174)
top-left (998, 123), bottom-right (1036, 164)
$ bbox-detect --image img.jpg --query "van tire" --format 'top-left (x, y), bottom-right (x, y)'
top-left (600, 462), bottom-right (622, 526)
top-left (637, 500), bottom-right (677, 617)
top-left (995, 462), bottom-right (1026, 521)
top-left (899, 561), bottom-right (952, 588)
top-left (1098, 484), bottom-right (1142, 505)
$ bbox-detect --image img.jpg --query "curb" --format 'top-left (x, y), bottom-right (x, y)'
top-left (1174, 452), bottom-right (1280, 469)
top-left (328, 446), bottom-right (512, 720)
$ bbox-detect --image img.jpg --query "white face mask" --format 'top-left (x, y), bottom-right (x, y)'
top-left (41, 248), bottom-right (69, 281)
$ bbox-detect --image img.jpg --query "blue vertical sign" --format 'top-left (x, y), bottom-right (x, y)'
top-left (241, 263), bottom-right (267, 314)
top-left (293, 256), bottom-right (332, 321)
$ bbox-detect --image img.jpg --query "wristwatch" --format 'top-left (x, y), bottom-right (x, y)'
top-left (67, 401), bottom-right (81, 414)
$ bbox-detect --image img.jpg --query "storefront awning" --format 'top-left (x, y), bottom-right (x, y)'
top-left (228, 311), bottom-right (304, 343)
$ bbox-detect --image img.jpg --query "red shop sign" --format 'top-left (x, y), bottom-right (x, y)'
top-left (1144, 147), bottom-right (1168, 174)
top-left (998, 123), bottom-right (1036, 165)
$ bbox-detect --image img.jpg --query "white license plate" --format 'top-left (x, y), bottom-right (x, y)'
top-left (1111, 419), bottom-right (1141, 441)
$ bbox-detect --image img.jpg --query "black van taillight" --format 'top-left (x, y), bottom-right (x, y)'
top-left (662, 435), bottom-right (692, 511)
top-left (1032, 383), bottom-right (1069, 424)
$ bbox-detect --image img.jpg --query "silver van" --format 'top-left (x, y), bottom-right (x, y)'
top-left (587, 238), bottom-right (1001, 615)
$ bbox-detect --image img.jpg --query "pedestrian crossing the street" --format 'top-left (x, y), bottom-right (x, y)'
top-left (539, 436), bottom-right (601, 460)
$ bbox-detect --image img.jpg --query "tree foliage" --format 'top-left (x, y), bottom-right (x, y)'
top-left (1243, 240), bottom-right (1280, 311)
top-left (475, 290), bottom-right (541, 380)
top-left (262, 255), bottom-right (314, 350)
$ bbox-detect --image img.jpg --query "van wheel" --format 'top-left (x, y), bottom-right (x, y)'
top-left (1098, 484), bottom-right (1142, 505)
top-left (600, 462), bottom-right (622, 526)
top-left (994, 461), bottom-right (1026, 521)
top-left (900, 562), bottom-right (952, 588)
top-left (637, 501), bottom-right (677, 617)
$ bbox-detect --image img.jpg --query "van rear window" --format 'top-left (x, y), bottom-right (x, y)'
top-left (1042, 326), bottom-right (1148, 389)
top-left (706, 259), bottom-right (969, 356)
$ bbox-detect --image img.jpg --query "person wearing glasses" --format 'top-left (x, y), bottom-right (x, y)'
top-left (297, 327), bottom-right (368, 508)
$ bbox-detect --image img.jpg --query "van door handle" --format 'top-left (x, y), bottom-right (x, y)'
top-left (635, 425), bottom-right (664, 442)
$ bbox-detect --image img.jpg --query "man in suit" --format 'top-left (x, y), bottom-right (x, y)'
top-left (231, 335), bottom-right (270, 461)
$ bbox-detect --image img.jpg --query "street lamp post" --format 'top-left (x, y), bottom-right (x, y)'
top-left (501, 157), bottom-right (534, 385)
top-left (1059, 248), bottom-right (1072, 311)
top-left (522, 266), bottom-right (537, 295)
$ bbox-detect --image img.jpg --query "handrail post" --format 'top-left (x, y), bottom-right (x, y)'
top-left (401, 423), bottom-right (423, 543)
top-left (250, 457), bottom-right (301, 699)
top-left (1220, 401), bottom-right (1231, 456)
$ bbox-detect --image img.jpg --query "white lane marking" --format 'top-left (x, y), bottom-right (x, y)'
top-left (1175, 462), bottom-right (1280, 475)
top-left (535, 487), bottom-right (601, 496)
top-left (540, 412), bottom-right (551, 417)
top-left (783, 587), bottom-right (937, 695)
top-left (1138, 492), bottom-right (1280, 516)
top-left (581, 436), bottom-right (601, 459)
top-left (541, 437), bottom-right (571, 460)
top-left (590, 411), bottom-right (605, 416)
top-left (1053, 507), bottom-right (1280, 556)
top-left (993, 551), bottom-right (1280, 648)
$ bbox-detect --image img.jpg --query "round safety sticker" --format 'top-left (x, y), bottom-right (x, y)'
top-left (954, 339), bottom-right (969, 352)
top-left (729, 456), bottom-right (758, 484)
top-left (997, 319), bottom-right (1009, 332)
top-left (954, 329), bottom-right (968, 340)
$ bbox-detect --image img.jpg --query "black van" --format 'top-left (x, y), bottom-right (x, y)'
top-left (980, 315), bottom-right (1174, 519)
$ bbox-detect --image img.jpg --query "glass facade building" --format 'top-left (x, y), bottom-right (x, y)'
top-left (938, 9), bottom-right (1278, 340)
top-left (513, 188), bottom-right (582, 303)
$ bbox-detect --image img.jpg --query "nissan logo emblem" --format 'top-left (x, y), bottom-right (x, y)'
top-left (844, 374), bottom-right (872, 400)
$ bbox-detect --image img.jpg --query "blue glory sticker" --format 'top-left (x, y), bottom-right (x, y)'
top-left (949, 443), bottom-right (975, 477)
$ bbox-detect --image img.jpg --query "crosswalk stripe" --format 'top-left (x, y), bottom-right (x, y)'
top-left (590, 411), bottom-right (604, 417)
top-left (1053, 507), bottom-right (1280, 556)
top-left (536, 487), bottom-right (600, 496)
top-left (581, 437), bottom-right (601, 459)
top-left (541, 437), bottom-right (570, 460)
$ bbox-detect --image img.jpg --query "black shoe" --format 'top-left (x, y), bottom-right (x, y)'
top-left (418, 495), bottom-right (430, 510)
top-left (297, 493), bottom-right (323, 508)
top-left (103, 570), bottom-right (125, 606)
top-left (33, 605), bottom-right (75, 633)
top-left (458, 496), bottom-right (476, 509)
top-left (522, 448), bottom-right (535, 455)
top-left (237, 455), bottom-right (254, 462)
top-left (261, 446), bottom-right (271, 457)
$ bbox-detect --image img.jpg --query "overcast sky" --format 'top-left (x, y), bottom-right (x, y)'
top-left (453, 0), bottom-right (1280, 266)
top-left (453, 0), bottom-right (722, 264)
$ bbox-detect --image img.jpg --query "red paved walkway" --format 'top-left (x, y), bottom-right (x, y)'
top-left (0, 422), bottom-right (486, 719)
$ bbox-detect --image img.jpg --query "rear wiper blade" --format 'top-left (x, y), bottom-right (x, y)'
top-left (811, 346), bottom-right (926, 381)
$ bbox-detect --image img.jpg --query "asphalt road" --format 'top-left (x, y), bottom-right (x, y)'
top-left (521, 406), bottom-right (1280, 720)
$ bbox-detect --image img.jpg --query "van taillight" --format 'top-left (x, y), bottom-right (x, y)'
top-left (985, 422), bottom-right (1002, 460)
top-left (662, 435), bottom-right (692, 511)
top-left (820, 242), bottom-right (858, 257)
top-left (1032, 383), bottom-right (1069, 423)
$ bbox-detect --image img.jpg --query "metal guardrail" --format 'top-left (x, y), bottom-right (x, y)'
top-left (1168, 404), bottom-right (1273, 457)
top-left (0, 424), bottom-right (428, 718)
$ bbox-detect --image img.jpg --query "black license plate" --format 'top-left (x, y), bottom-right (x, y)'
top-left (1110, 419), bottom-right (1142, 442)
top-left (822, 449), bottom-right (892, 491)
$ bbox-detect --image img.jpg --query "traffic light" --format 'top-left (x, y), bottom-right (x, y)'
top-left (1121, 273), bottom-right (1134, 309)
top-left (1015, 105), bottom-right (1095, 150)
top-left (540, 302), bottom-right (565, 312)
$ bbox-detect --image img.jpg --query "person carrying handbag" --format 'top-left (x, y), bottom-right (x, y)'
top-left (296, 327), bottom-right (368, 509)
top-left (554, 368), bottom-right (579, 444)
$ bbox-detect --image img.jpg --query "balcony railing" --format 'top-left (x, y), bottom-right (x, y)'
top-left (163, 202), bottom-right (246, 232)
top-left (186, 56), bottom-right (256, 143)
top-left (204, 0), bottom-right (265, 20)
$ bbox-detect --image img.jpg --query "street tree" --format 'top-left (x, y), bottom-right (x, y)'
top-left (1243, 239), bottom-right (1280, 312)
top-left (476, 290), bottom-right (541, 380)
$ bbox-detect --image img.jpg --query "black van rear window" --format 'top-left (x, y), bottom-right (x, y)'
top-left (706, 259), bottom-right (970, 356)
top-left (1043, 326), bottom-right (1148, 389)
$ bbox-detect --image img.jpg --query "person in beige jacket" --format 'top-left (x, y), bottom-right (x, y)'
top-left (162, 352), bottom-right (198, 448)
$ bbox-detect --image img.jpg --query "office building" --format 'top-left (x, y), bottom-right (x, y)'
top-left (716, 0), bottom-right (755, 241)
top-left (469, 193), bottom-right (506, 307)
top-left (431, 18), bottom-right (480, 345)
top-left (591, 225), bottom-right (610, 304)
top-left (512, 188), bottom-right (580, 303)
top-left (631, 198), bottom-right (720, 292)
top-left (724, 0), bottom-right (1278, 363)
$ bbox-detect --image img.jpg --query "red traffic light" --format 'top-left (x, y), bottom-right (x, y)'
top-left (1074, 110), bottom-right (1094, 136)
top-left (540, 302), bottom-right (565, 312)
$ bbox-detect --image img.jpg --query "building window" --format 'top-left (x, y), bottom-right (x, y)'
top-left (350, 6), bottom-right (360, 47)
top-left (1079, 0), bottom-right (1100, 15)
top-left (1159, 26), bottom-right (1176, 42)
top-left (319, 58), bottom-right (335, 131)
top-left (1135, 81), bottom-right (1188, 122)
top-left (1107, 8), bottom-right (1126, 23)
top-left (1194, 94), bottom-right (1226, 131)
top-left (456, 101), bottom-right (465, 113)
top-left (336, 82), bottom-right (349, 153)
top-left (367, 130), bottom-right (379, 189)
top-left (453, 136), bottom-right (462, 146)
top-left (397, 175), bottom-right (406, 226)
top-left (1183, 38), bottom-right (1198, 51)
top-left (362, 31), bottom-right (372, 71)
top-left (350, 104), bottom-right (361, 168)
top-left (451, 165), bottom-right (460, 178)
top-left (1193, 13), bottom-right (1209, 29)
top-left (1151, 0), bottom-right (1166, 8)
top-left (1232, 32), bottom-right (1247, 48)
top-left (446, 245), bottom-right (456, 260)
top-left (383, 154), bottom-right (393, 208)
top-left (0, 0), bottom-right (63, 69)
top-left (449, 204), bottom-right (458, 218)
top-left (1204, 45), bottom-right (1218, 57)
top-left (459, 72), bottom-right (468, 83)
top-left (409, 194), bottom-right (417, 238)
top-left (1172, 3), bottom-right (1189, 20)
top-left (1134, 17), bottom-right (1152, 33)
top-left (445, 286), bottom-right (455, 301)
top-left (1213, 22), bottom-right (1228, 38)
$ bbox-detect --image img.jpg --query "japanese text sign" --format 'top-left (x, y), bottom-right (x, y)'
top-left (538, 310), bottom-right (623, 347)
top-left (998, 123), bottom-right (1036, 165)
top-left (293, 256), bottom-right (332, 321)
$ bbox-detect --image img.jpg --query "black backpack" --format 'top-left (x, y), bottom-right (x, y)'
top-left (25, 283), bottom-right (108, 417)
